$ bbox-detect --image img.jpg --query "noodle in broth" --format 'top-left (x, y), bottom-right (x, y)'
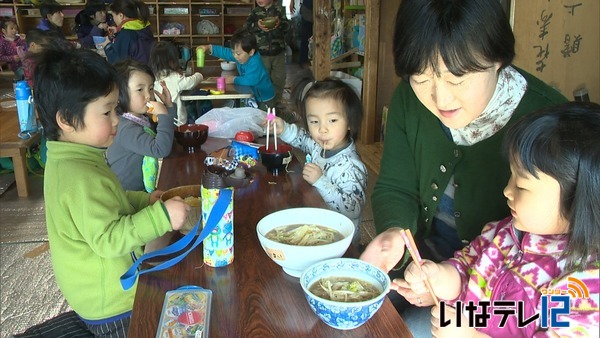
top-left (265, 224), bottom-right (343, 246)
top-left (309, 277), bottom-right (380, 302)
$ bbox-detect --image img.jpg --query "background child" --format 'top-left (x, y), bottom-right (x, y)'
top-left (23, 29), bottom-right (71, 87)
top-left (107, 59), bottom-right (175, 192)
top-left (197, 30), bottom-right (275, 110)
top-left (29, 47), bottom-right (189, 336)
top-left (243, 0), bottom-right (290, 108)
top-left (268, 78), bottom-right (367, 244)
top-left (101, 0), bottom-right (154, 64)
top-left (150, 41), bottom-right (203, 126)
top-left (0, 19), bottom-right (26, 80)
top-left (74, 0), bottom-right (113, 49)
top-left (403, 102), bottom-right (600, 337)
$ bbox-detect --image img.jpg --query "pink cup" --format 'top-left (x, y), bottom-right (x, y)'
top-left (217, 77), bottom-right (226, 92)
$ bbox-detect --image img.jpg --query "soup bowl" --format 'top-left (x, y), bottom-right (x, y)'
top-left (160, 185), bottom-right (202, 234)
top-left (258, 144), bottom-right (293, 175)
top-left (300, 258), bottom-right (391, 330)
top-left (256, 208), bottom-right (354, 277)
top-left (175, 124), bottom-right (209, 153)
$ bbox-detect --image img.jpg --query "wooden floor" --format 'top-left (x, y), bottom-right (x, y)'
top-left (356, 141), bottom-right (383, 175)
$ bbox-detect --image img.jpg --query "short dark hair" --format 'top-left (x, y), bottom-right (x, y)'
top-left (393, 0), bottom-right (515, 81)
top-left (110, 0), bottom-right (149, 24)
top-left (1, 18), bottom-right (17, 30)
top-left (113, 59), bottom-right (155, 114)
top-left (503, 101), bottom-right (600, 270)
top-left (26, 29), bottom-right (50, 46)
top-left (34, 48), bottom-right (119, 141)
top-left (40, 0), bottom-right (63, 19)
top-left (230, 30), bottom-right (256, 54)
top-left (149, 41), bottom-right (180, 77)
top-left (300, 78), bottom-right (363, 140)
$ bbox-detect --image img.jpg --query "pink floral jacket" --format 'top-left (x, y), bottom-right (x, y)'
top-left (446, 217), bottom-right (599, 337)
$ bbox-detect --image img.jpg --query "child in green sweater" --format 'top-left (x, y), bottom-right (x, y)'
top-left (25, 47), bottom-right (190, 337)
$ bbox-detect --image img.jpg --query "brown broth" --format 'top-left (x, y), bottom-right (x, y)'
top-left (265, 224), bottom-right (344, 246)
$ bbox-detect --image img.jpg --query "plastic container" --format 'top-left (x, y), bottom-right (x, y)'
top-left (15, 81), bottom-right (36, 133)
top-left (92, 36), bottom-right (105, 49)
top-left (217, 77), bottom-right (226, 92)
top-left (156, 286), bottom-right (212, 338)
top-left (196, 48), bottom-right (205, 68)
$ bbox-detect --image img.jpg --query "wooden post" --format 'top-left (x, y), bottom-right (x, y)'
top-left (313, 0), bottom-right (331, 80)
top-left (360, 0), bottom-right (380, 144)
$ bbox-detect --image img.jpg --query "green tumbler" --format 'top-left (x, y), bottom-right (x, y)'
top-left (196, 48), bottom-right (205, 68)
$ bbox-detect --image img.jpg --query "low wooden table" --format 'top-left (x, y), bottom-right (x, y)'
top-left (0, 101), bottom-right (41, 197)
top-left (128, 137), bottom-right (412, 337)
top-left (180, 66), bottom-right (253, 105)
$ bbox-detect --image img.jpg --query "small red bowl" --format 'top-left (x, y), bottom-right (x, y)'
top-left (235, 130), bottom-right (255, 142)
top-left (174, 124), bottom-right (209, 152)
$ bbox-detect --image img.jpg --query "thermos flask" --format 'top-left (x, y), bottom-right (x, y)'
top-left (201, 169), bottom-right (234, 267)
top-left (15, 81), bottom-right (36, 133)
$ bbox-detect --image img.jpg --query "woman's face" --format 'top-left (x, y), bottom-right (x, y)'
top-left (409, 57), bottom-right (501, 129)
top-left (48, 11), bottom-right (64, 28)
top-left (93, 10), bottom-right (107, 23)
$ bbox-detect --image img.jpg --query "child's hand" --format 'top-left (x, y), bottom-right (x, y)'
top-left (147, 100), bottom-right (168, 115)
top-left (196, 45), bottom-right (212, 54)
top-left (149, 190), bottom-right (163, 204)
top-left (264, 115), bottom-right (285, 134)
top-left (359, 228), bottom-right (406, 272)
top-left (431, 303), bottom-right (480, 338)
top-left (154, 81), bottom-right (173, 107)
top-left (302, 162), bottom-right (322, 184)
top-left (393, 277), bottom-right (436, 307)
top-left (398, 260), bottom-right (440, 306)
top-left (163, 197), bottom-right (191, 231)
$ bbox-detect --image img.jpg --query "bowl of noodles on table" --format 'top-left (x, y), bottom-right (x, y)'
top-left (160, 185), bottom-right (202, 234)
top-left (300, 258), bottom-right (391, 330)
top-left (256, 208), bottom-right (354, 277)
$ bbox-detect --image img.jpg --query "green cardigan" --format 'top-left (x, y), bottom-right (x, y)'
top-left (44, 141), bottom-right (172, 321)
top-left (372, 67), bottom-right (567, 245)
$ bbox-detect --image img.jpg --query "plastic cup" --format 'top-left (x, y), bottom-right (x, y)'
top-left (93, 36), bottom-right (105, 49)
top-left (217, 77), bottom-right (226, 92)
top-left (196, 48), bottom-right (205, 68)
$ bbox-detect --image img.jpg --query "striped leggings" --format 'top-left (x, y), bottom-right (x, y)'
top-left (14, 311), bottom-right (130, 338)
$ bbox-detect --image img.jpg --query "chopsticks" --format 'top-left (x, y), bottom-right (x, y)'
top-left (398, 229), bottom-right (440, 305)
top-left (266, 107), bottom-right (277, 151)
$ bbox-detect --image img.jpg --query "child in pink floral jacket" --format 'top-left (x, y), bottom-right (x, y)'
top-left (403, 102), bottom-right (599, 338)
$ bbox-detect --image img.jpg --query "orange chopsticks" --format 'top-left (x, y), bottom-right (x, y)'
top-left (399, 229), bottom-right (440, 305)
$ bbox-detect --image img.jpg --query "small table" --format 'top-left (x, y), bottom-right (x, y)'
top-left (128, 138), bottom-right (412, 337)
top-left (0, 101), bottom-right (41, 198)
top-left (180, 66), bottom-right (253, 105)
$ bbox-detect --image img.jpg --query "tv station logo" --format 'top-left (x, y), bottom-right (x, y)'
top-left (440, 276), bottom-right (591, 329)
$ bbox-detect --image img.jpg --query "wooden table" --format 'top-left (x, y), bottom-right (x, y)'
top-left (129, 137), bottom-right (412, 337)
top-left (180, 66), bottom-right (253, 104)
top-left (0, 101), bottom-right (41, 197)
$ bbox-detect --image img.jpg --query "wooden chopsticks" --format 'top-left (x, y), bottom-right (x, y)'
top-left (398, 229), bottom-right (440, 305)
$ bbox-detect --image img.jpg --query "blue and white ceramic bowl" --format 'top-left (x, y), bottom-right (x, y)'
top-left (300, 258), bottom-right (391, 330)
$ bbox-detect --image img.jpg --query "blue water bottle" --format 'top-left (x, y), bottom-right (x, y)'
top-left (15, 81), bottom-right (36, 133)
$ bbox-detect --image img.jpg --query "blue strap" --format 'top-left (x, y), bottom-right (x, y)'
top-left (120, 188), bottom-right (233, 290)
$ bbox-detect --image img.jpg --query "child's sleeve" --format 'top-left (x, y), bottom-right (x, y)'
top-left (243, 8), bottom-right (259, 31)
top-left (278, 122), bottom-right (320, 154)
top-left (232, 56), bottom-right (265, 87)
top-left (118, 120), bottom-right (173, 158)
top-left (533, 268), bottom-right (600, 338)
top-left (210, 45), bottom-right (235, 63)
top-left (178, 72), bottom-right (203, 91)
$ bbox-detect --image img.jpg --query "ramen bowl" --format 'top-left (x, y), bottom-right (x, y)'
top-left (221, 61), bottom-right (236, 71)
top-left (160, 185), bottom-right (202, 234)
top-left (300, 258), bottom-right (391, 330)
top-left (258, 144), bottom-right (293, 175)
top-left (175, 124), bottom-right (209, 153)
top-left (256, 208), bottom-right (354, 277)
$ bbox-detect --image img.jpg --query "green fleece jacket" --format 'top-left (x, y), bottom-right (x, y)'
top-left (44, 141), bottom-right (172, 321)
top-left (373, 67), bottom-right (567, 244)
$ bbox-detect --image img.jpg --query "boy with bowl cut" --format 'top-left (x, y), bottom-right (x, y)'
top-left (23, 47), bottom-right (190, 336)
top-left (197, 30), bottom-right (275, 110)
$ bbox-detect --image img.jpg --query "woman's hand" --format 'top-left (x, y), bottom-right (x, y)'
top-left (302, 163), bottom-right (322, 184)
top-left (359, 228), bottom-right (406, 272)
top-left (163, 197), bottom-right (191, 231)
top-left (98, 22), bottom-right (108, 30)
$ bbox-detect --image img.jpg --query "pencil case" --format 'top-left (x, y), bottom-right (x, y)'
top-left (156, 286), bottom-right (212, 338)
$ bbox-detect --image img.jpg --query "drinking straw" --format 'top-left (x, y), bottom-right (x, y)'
top-left (399, 229), bottom-right (440, 305)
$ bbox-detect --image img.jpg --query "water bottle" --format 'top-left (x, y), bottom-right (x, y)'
top-left (201, 169), bottom-right (234, 267)
top-left (196, 48), bottom-right (205, 68)
top-left (15, 81), bottom-right (36, 133)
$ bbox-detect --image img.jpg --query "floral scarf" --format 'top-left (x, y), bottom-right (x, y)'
top-left (449, 66), bottom-right (527, 146)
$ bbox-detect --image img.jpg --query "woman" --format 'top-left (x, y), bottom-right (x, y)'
top-left (36, 0), bottom-right (65, 39)
top-left (360, 0), bottom-right (567, 333)
top-left (74, 0), bottom-right (113, 49)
